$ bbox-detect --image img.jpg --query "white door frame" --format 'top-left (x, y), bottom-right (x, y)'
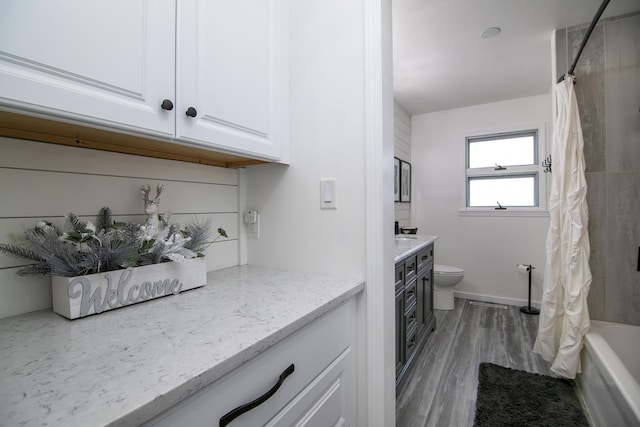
top-left (363, 0), bottom-right (395, 425)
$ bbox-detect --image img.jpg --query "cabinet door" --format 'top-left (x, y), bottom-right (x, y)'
top-left (416, 269), bottom-right (426, 336)
top-left (177, 0), bottom-right (289, 161)
top-left (424, 264), bottom-right (434, 327)
top-left (0, 0), bottom-right (175, 138)
top-left (416, 262), bottom-right (435, 339)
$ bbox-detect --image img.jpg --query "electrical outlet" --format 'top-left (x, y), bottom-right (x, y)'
top-left (247, 213), bottom-right (260, 238)
top-left (244, 210), bottom-right (257, 224)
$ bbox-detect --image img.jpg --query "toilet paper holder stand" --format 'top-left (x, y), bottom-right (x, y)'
top-left (517, 264), bottom-right (540, 315)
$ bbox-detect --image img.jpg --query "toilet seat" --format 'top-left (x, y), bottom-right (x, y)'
top-left (434, 264), bottom-right (464, 275)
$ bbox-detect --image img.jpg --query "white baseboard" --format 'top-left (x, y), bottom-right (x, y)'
top-left (454, 291), bottom-right (541, 309)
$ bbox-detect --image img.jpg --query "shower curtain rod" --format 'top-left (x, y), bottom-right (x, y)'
top-left (557, 0), bottom-right (611, 83)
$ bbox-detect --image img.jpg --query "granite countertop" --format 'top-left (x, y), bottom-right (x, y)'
top-left (394, 234), bottom-right (438, 263)
top-left (0, 265), bottom-right (364, 427)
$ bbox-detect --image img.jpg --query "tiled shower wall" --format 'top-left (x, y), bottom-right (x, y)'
top-left (556, 12), bottom-right (640, 325)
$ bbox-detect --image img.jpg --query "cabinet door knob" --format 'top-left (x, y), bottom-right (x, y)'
top-left (185, 107), bottom-right (198, 118)
top-left (160, 99), bottom-right (174, 111)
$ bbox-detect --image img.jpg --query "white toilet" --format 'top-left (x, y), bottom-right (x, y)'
top-left (433, 264), bottom-right (464, 310)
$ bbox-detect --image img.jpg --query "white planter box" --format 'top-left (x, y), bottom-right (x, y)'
top-left (51, 257), bottom-right (207, 320)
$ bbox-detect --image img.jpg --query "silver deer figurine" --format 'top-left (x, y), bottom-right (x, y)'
top-left (140, 184), bottom-right (164, 240)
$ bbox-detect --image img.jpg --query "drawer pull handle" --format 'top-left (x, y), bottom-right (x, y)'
top-left (219, 364), bottom-right (295, 426)
top-left (421, 255), bottom-right (429, 260)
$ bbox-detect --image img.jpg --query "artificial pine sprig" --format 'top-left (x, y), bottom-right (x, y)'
top-left (95, 207), bottom-right (114, 233)
top-left (23, 227), bottom-right (85, 277)
top-left (66, 213), bottom-right (90, 234)
top-left (0, 243), bottom-right (45, 263)
top-left (182, 219), bottom-right (228, 254)
top-left (13, 263), bottom-right (51, 277)
top-left (1, 212), bottom-right (227, 277)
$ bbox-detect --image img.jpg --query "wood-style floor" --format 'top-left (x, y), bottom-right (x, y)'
top-left (396, 298), bottom-right (553, 427)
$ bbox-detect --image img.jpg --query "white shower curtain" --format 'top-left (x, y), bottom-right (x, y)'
top-left (533, 75), bottom-right (592, 379)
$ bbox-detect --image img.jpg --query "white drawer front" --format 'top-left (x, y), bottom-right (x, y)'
top-left (266, 347), bottom-right (353, 426)
top-left (145, 298), bottom-right (355, 427)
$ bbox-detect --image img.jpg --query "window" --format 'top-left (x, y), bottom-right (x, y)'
top-left (465, 130), bottom-right (542, 210)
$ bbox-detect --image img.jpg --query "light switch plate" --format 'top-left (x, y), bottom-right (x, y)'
top-left (320, 178), bottom-right (337, 209)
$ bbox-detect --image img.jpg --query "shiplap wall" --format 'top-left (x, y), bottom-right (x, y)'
top-left (0, 137), bottom-right (240, 319)
top-left (394, 100), bottom-right (411, 228)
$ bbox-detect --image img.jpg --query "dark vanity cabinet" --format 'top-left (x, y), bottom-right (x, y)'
top-left (395, 264), bottom-right (405, 377)
top-left (395, 243), bottom-right (435, 388)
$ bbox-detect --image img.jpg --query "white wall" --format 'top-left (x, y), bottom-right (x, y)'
top-left (244, 0), bottom-right (366, 280)
top-left (244, 2), bottom-right (389, 425)
top-left (394, 100), bottom-right (412, 228)
top-left (0, 137), bottom-right (240, 319)
top-left (411, 94), bottom-right (552, 305)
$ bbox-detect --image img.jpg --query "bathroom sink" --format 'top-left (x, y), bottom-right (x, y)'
top-left (395, 235), bottom-right (418, 240)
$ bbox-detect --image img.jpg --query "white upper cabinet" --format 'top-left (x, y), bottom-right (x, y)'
top-left (0, 0), bottom-right (176, 138)
top-left (0, 0), bottom-right (289, 162)
top-left (177, 0), bottom-right (289, 161)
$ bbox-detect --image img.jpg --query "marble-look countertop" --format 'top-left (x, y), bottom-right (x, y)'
top-left (394, 234), bottom-right (438, 263)
top-left (0, 265), bottom-right (364, 426)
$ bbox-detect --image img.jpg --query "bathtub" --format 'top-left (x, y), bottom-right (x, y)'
top-left (576, 320), bottom-right (640, 427)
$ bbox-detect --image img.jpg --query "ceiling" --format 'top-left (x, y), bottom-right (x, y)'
top-left (392, 0), bottom-right (640, 116)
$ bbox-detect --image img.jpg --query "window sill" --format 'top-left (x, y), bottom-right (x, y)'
top-left (458, 208), bottom-right (549, 217)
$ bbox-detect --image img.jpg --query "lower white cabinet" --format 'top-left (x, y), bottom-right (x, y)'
top-left (145, 298), bottom-right (356, 427)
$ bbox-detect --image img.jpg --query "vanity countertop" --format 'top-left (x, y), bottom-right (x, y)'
top-left (0, 265), bottom-right (364, 427)
top-left (394, 235), bottom-right (438, 263)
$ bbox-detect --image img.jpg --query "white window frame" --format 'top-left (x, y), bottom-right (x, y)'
top-left (459, 124), bottom-right (549, 217)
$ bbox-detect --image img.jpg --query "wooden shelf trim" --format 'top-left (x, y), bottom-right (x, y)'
top-left (0, 111), bottom-right (267, 168)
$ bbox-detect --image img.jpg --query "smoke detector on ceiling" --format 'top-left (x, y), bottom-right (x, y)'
top-left (480, 27), bottom-right (501, 39)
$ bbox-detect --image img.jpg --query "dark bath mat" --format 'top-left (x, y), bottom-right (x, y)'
top-left (474, 362), bottom-right (589, 427)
